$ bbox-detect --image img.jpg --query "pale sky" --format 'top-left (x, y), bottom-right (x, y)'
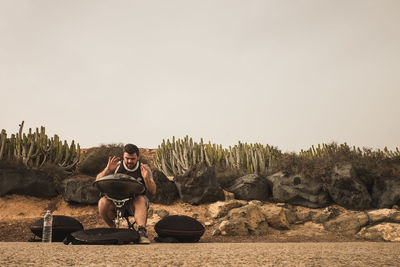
top-left (1, 0), bottom-right (399, 152)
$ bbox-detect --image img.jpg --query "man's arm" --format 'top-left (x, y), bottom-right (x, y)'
top-left (140, 163), bottom-right (157, 195)
top-left (96, 156), bottom-right (120, 181)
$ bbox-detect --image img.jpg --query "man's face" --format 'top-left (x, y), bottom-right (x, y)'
top-left (123, 152), bottom-right (138, 169)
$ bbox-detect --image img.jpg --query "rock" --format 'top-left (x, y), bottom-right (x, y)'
top-left (260, 203), bottom-right (291, 229)
top-left (311, 206), bottom-right (341, 224)
top-left (212, 228), bottom-right (221, 236)
top-left (0, 167), bottom-right (58, 198)
top-left (227, 204), bottom-right (268, 233)
top-left (290, 206), bottom-right (318, 224)
top-left (372, 177), bottom-right (400, 209)
top-left (206, 200), bottom-right (247, 219)
top-left (266, 172), bottom-right (330, 208)
top-left (223, 189), bottom-right (235, 201)
top-left (155, 209), bottom-right (169, 219)
top-left (147, 170), bottom-right (179, 205)
top-left (147, 207), bottom-right (154, 218)
top-left (62, 176), bottom-right (100, 204)
top-left (323, 211), bottom-right (369, 235)
top-left (174, 163), bottom-right (225, 205)
top-left (357, 223), bottom-right (400, 241)
top-left (249, 200), bottom-right (263, 206)
top-left (366, 209), bottom-right (400, 223)
top-left (327, 163), bottom-right (372, 210)
top-left (226, 174), bottom-right (270, 201)
top-left (219, 220), bottom-right (248, 236)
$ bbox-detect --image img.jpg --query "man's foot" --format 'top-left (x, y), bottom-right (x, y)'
top-left (138, 226), bottom-right (150, 244)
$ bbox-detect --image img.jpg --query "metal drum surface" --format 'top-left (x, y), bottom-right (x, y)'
top-left (93, 173), bottom-right (145, 199)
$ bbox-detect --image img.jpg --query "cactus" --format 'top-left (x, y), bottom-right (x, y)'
top-left (155, 136), bottom-right (281, 177)
top-left (0, 121), bottom-right (82, 172)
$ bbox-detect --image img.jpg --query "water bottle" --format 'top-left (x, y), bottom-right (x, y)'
top-left (42, 210), bottom-right (53, 243)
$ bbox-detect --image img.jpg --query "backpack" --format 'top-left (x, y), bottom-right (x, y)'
top-left (64, 228), bottom-right (140, 245)
top-left (154, 215), bottom-right (205, 243)
top-left (30, 215), bottom-right (83, 242)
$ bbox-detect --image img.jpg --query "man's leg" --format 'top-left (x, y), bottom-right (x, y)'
top-left (132, 195), bottom-right (148, 227)
top-left (98, 196), bottom-right (116, 228)
top-left (132, 195), bottom-right (150, 244)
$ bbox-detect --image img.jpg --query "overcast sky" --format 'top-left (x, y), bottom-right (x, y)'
top-left (1, 0), bottom-right (399, 152)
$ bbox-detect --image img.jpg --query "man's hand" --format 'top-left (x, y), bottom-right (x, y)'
top-left (96, 156), bottom-right (120, 180)
top-left (106, 156), bottom-right (120, 172)
top-left (140, 163), bottom-right (151, 179)
top-left (140, 163), bottom-right (156, 195)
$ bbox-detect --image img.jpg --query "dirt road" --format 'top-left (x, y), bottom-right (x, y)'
top-left (1, 242), bottom-right (399, 266)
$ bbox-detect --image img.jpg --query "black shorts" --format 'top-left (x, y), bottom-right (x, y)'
top-left (123, 195), bottom-right (150, 216)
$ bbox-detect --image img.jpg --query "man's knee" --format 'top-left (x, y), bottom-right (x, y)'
top-left (98, 197), bottom-right (114, 213)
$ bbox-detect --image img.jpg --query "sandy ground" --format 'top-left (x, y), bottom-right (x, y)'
top-left (0, 195), bottom-right (359, 243)
top-left (1, 242), bottom-right (400, 266)
top-left (1, 195), bottom-right (400, 266)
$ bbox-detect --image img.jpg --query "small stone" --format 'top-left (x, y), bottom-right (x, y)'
top-left (205, 221), bottom-right (213, 226)
top-left (249, 200), bottom-right (263, 206)
top-left (147, 207), bottom-right (154, 218)
top-left (155, 209), bottom-right (169, 219)
top-left (212, 229), bottom-right (221, 236)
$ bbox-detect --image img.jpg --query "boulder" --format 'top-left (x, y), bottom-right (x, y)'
top-left (266, 171), bottom-right (330, 208)
top-left (259, 203), bottom-right (292, 229)
top-left (62, 176), bottom-right (100, 204)
top-left (218, 220), bottom-right (249, 236)
top-left (366, 209), bottom-right (400, 224)
top-left (372, 176), bottom-right (400, 209)
top-left (323, 211), bottom-right (369, 235)
top-left (174, 163), bottom-right (225, 205)
top-left (357, 223), bottom-right (400, 242)
top-left (226, 174), bottom-right (270, 201)
top-left (226, 204), bottom-right (269, 234)
top-left (0, 167), bottom-right (58, 198)
top-left (327, 163), bottom-right (372, 210)
top-left (147, 170), bottom-right (179, 205)
top-left (206, 200), bottom-right (247, 219)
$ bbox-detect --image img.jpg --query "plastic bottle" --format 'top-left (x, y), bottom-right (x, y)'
top-left (42, 210), bottom-right (53, 243)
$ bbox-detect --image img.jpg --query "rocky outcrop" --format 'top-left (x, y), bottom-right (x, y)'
top-left (147, 170), bottom-right (179, 205)
top-left (174, 163), bottom-right (225, 205)
top-left (226, 174), bottom-right (270, 201)
top-left (206, 200), bottom-right (246, 219)
top-left (62, 176), bottom-right (100, 204)
top-left (206, 199), bottom-right (400, 242)
top-left (259, 203), bottom-right (292, 229)
top-left (216, 204), bottom-right (269, 236)
top-left (366, 208), bottom-right (400, 224)
top-left (266, 172), bottom-right (330, 208)
top-left (357, 223), bottom-right (400, 241)
top-left (327, 164), bottom-right (372, 210)
top-left (372, 176), bottom-right (400, 209)
top-left (323, 211), bottom-right (369, 235)
top-left (0, 167), bottom-right (58, 198)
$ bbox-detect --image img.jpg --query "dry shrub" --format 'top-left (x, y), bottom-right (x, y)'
top-left (78, 144), bottom-right (124, 176)
top-left (266, 143), bottom-right (400, 191)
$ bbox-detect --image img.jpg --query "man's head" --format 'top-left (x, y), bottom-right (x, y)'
top-left (123, 144), bottom-right (140, 169)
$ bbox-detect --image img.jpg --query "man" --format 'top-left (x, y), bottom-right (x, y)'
top-left (96, 144), bottom-right (156, 244)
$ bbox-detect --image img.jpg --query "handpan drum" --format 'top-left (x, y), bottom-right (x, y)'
top-left (93, 173), bottom-right (145, 200)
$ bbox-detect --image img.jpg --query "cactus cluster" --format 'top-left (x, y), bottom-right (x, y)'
top-left (225, 142), bottom-right (281, 174)
top-left (299, 143), bottom-right (400, 159)
top-left (0, 121), bottom-right (82, 172)
top-left (154, 136), bottom-right (281, 177)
